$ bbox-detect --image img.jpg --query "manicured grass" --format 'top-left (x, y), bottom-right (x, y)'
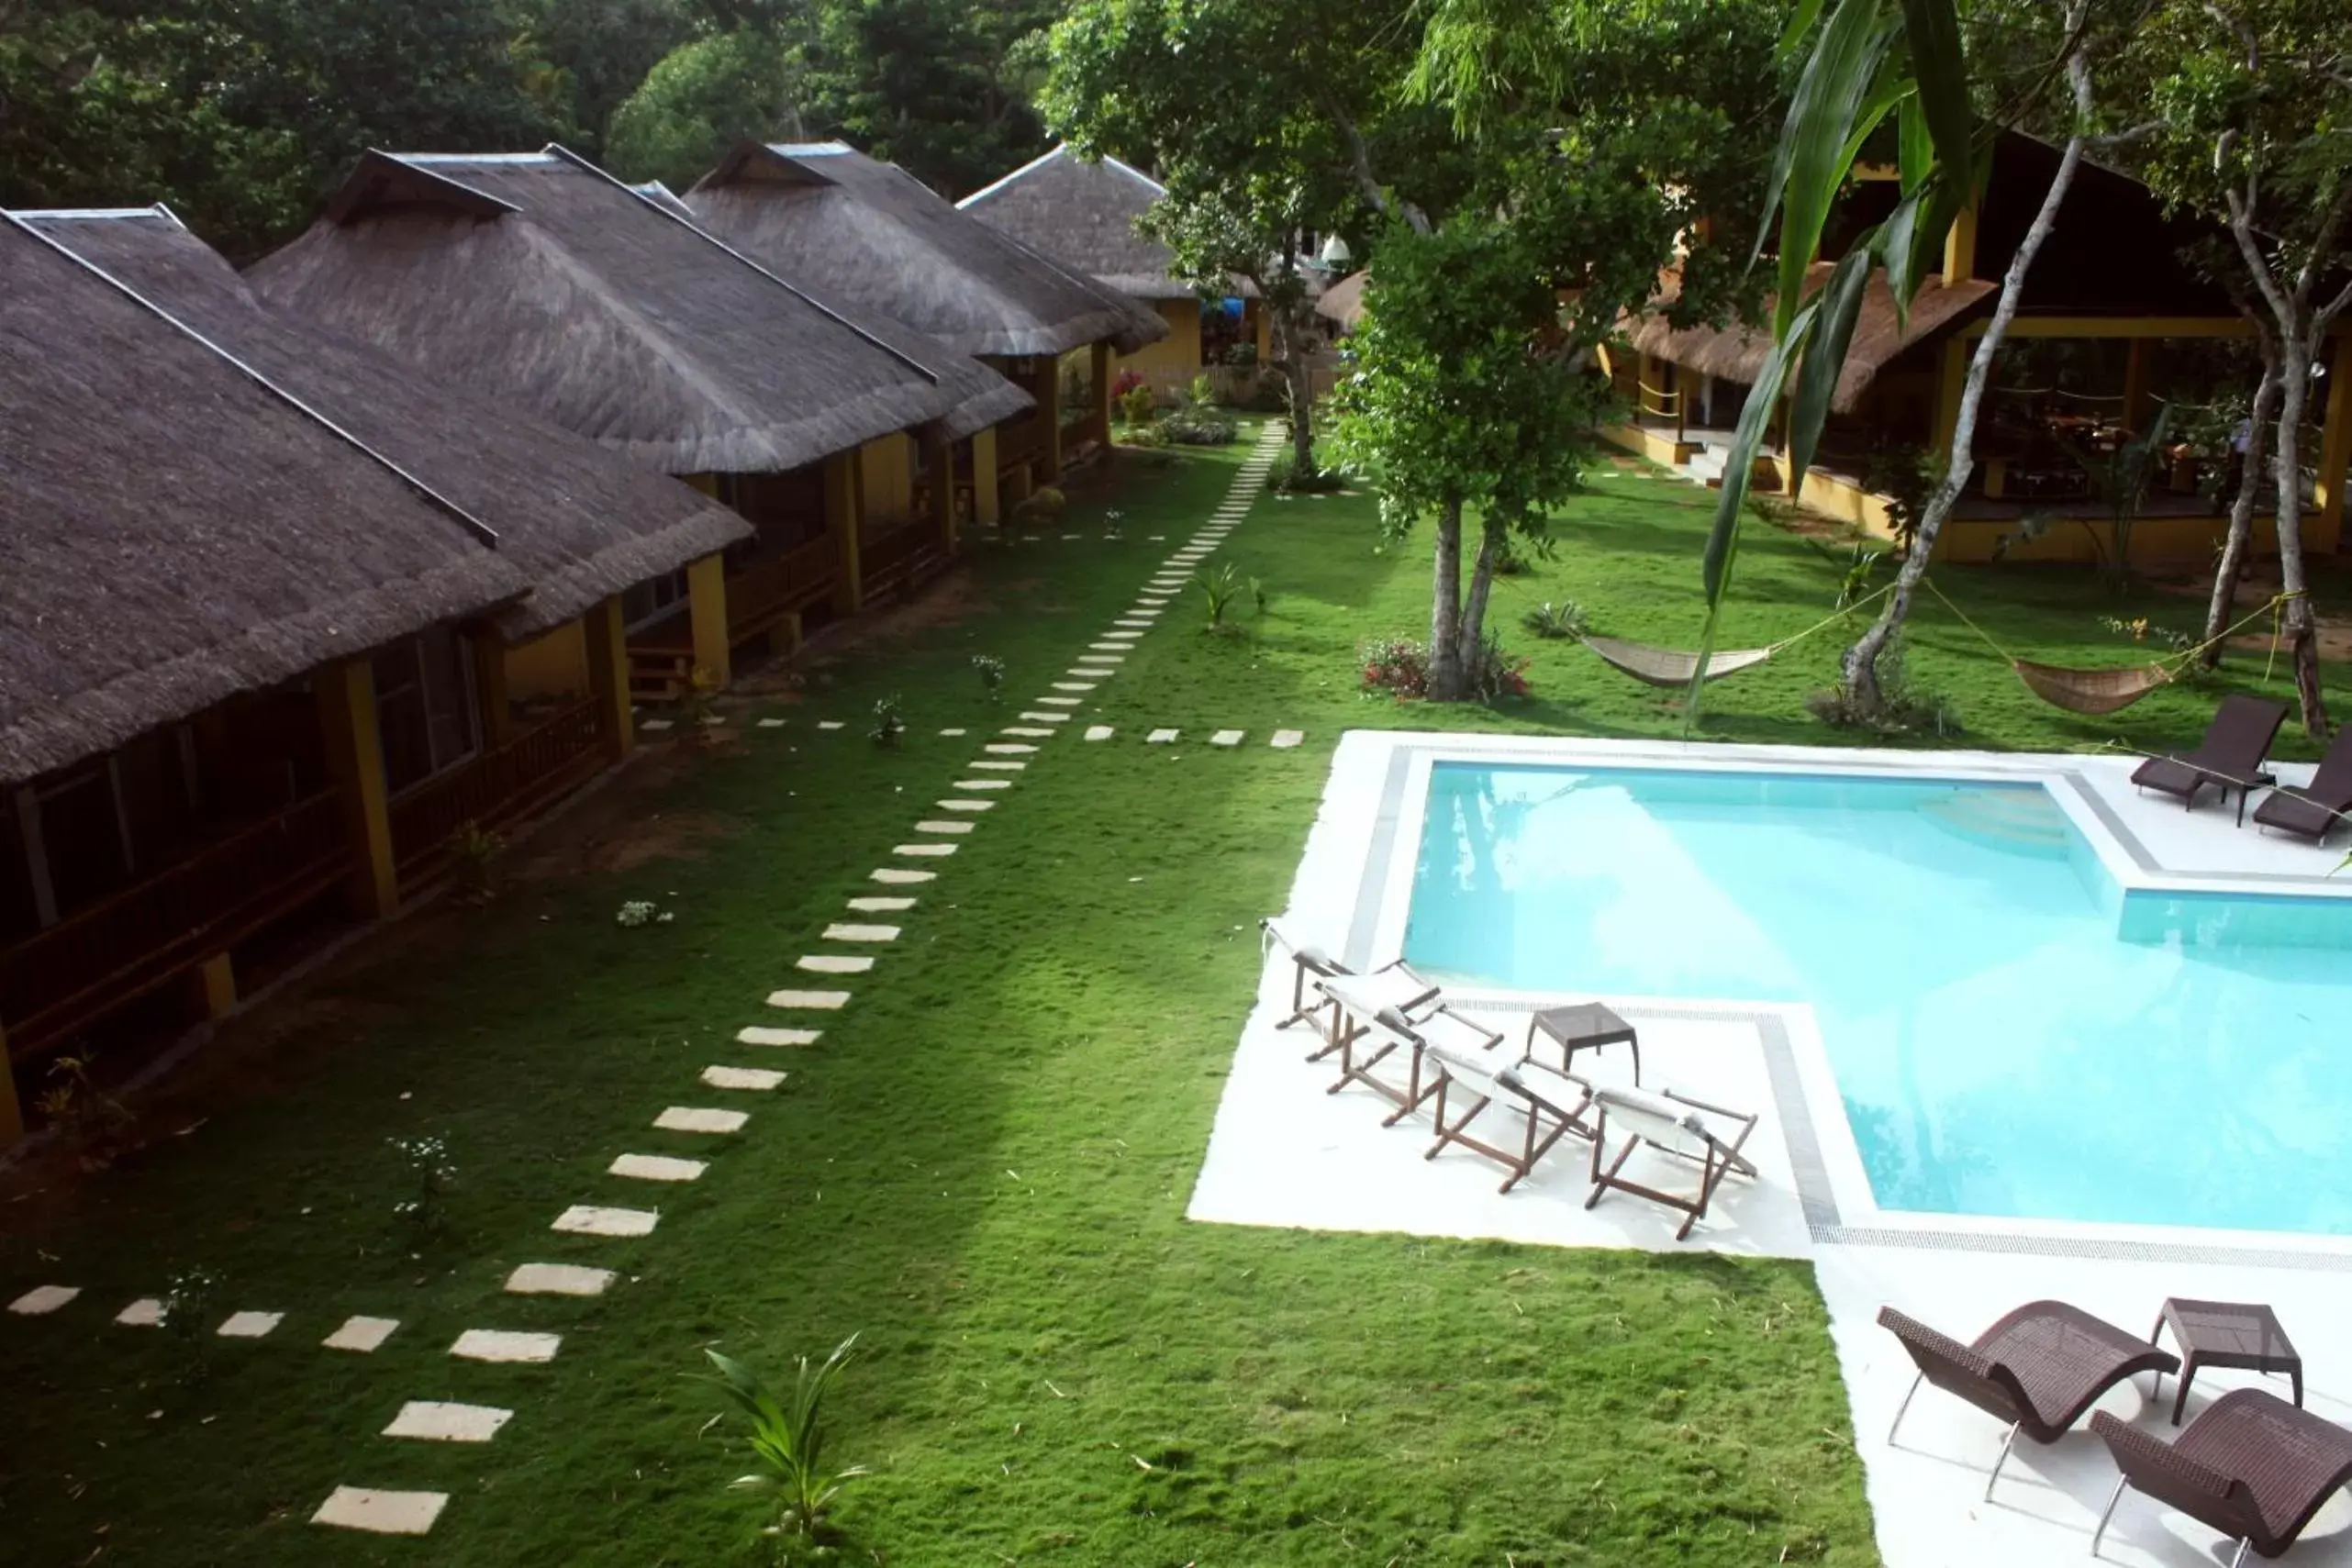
top-left (6, 432), bottom-right (2337, 1566)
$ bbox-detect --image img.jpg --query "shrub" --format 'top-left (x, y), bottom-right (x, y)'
top-left (1223, 342), bottom-right (1259, 369)
top-left (616, 899), bottom-right (674, 928)
top-left (1266, 448), bottom-right (1346, 495)
top-left (1161, 384), bottom-right (1239, 446)
top-left (970, 653), bottom-right (1005, 703)
top-left (1359, 636), bottom-right (1429, 697)
top-left (388, 1134), bottom-right (457, 1238)
top-left (1120, 422), bottom-right (1169, 450)
top-left (707, 1337), bottom-right (869, 1546)
top-left (1805, 637), bottom-right (1961, 737)
top-left (1469, 632), bottom-right (1533, 700)
top-left (1492, 539), bottom-right (1533, 576)
top-left (1009, 485), bottom-right (1067, 525)
top-left (1195, 562), bottom-right (1246, 631)
top-left (869, 694), bottom-right (905, 748)
top-left (447, 820), bottom-right (504, 906)
top-left (1109, 367), bottom-right (1146, 400)
top-left (1522, 600), bottom-right (1588, 640)
top-left (1115, 384), bottom-right (1157, 427)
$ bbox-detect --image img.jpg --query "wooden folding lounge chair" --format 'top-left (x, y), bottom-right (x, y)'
top-left (1259, 918), bottom-right (1439, 1059)
top-left (2252, 728), bottom-right (2352, 844)
top-left (2131, 695), bottom-right (2289, 825)
top-left (1322, 997), bottom-right (1498, 1127)
top-left (1878, 1300), bottom-right (2179, 1500)
top-left (1421, 1044), bottom-right (1594, 1193)
top-left (1581, 1084), bottom-right (1758, 1240)
top-left (2091, 1390), bottom-right (2352, 1565)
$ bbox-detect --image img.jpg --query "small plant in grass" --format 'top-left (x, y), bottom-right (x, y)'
top-left (1266, 449), bottom-right (1346, 495)
top-left (869, 694), bottom-right (906, 748)
top-left (1492, 538), bottom-right (1533, 577)
top-left (447, 819), bottom-right (504, 906)
top-left (1806, 635), bottom-right (1960, 738)
top-left (707, 1337), bottom-right (869, 1552)
top-left (616, 899), bottom-right (674, 928)
top-left (388, 1134), bottom-right (457, 1238)
top-left (36, 1051), bottom-right (131, 1151)
top-left (1194, 562), bottom-right (1247, 632)
top-left (1103, 507), bottom-right (1124, 539)
top-left (1522, 600), bottom-right (1588, 640)
top-left (1469, 632), bottom-right (1533, 700)
top-left (1249, 575), bottom-right (1268, 616)
top-left (682, 664), bottom-right (722, 737)
top-left (162, 1266), bottom-right (222, 1379)
top-left (1009, 486), bottom-right (1066, 528)
top-left (1359, 636), bottom-right (1429, 698)
top-left (970, 654), bottom-right (1005, 704)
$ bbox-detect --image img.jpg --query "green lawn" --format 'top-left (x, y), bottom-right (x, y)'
top-left (1, 431), bottom-right (2340, 1566)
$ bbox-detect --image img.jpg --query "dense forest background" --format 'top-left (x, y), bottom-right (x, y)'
top-left (0, 0), bottom-right (1063, 259)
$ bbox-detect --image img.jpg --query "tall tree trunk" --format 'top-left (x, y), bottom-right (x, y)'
top-left (1843, 15), bottom-right (2093, 714)
top-left (2271, 339), bottom-right (2328, 735)
top-left (1426, 496), bottom-right (1468, 699)
top-left (2201, 350), bottom-right (2280, 668)
top-left (1272, 297), bottom-right (1317, 476)
top-left (1455, 511), bottom-right (1507, 691)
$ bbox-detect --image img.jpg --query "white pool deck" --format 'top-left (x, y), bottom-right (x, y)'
top-left (1193, 730), bottom-right (2352, 1568)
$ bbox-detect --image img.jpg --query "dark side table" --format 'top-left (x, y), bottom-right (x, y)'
top-left (1526, 1002), bottom-right (1640, 1084)
top-left (2151, 1297), bottom-right (2302, 1426)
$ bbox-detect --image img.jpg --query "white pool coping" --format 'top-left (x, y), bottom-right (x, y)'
top-left (1191, 729), bottom-right (2352, 1568)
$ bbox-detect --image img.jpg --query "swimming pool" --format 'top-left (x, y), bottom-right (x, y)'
top-left (1403, 762), bottom-right (2352, 1236)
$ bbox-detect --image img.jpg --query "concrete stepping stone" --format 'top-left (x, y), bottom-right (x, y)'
top-left (506, 1263), bottom-right (615, 1297)
top-left (1087, 642), bottom-right (1130, 652)
top-left (796, 953), bottom-right (874, 973)
top-left (701, 1065), bottom-right (786, 1092)
top-left (985, 742), bottom-right (1038, 754)
top-left (312, 1486), bottom-right (448, 1537)
top-left (1051, 682), bottom-right (1096, 692)
top-left (1271, 729), bottom-right (1304, 749)
top-left (895, 842), bottom-right (957, 857)
top-left (217, 1310), bottom-right (284, 1339)
top-left (938, 727), bottom-right (968, 737)
top-left (817, 720), bottom-right (843, 731)
top-left (1211, 729), bottom-right (1245, 747)
top-left (936, 799), bottom-right (994, 813)
top-left (825, 921), bottom-right (902, 939)
top-left (1001, 727), bottom-right (1054, 738)
top-left (870, 866), bottom-right (936, 882)
top-left (1075, 655), bottom-right (1122, 666)
top-left (915, 820), bottom-right (974, 835)
top-left (1018, 712), bottom-right (1070, 724)
top-left (654, 1106), bottom-right (747, 1134)
top-left (1113, 619), bottom-right (1155, 629)
top-left (385, 1401), bottom-right (512, 1444)
top-left (323, 1316), bottom-right (400, 1352)
top-left (765, 988), bottom-right (850, 1008)
top-left (1148, 728), bottom-right (1179, 743)
top-left (848, 895), bottom-right (917, 910)
top-left (8, 1285), bottom-right (78, 1316)
top-left (639, 718), bottom-right (674, 732)
top-left (610, 1152), bottom-right (707, 1182)
top-left (450, 1329), bottom-right (561, 1364)
top-left (756, 717), bottom-right (786, 728)
top-left (951, 779), bottom-right (1009, 791)
top-left (1062, 532), bottom-right (1082, 539)
top-left (737, 1025), bottom-right (819, 1047)
top-left (966, 760), bottom-right (1025, 771)
top-left (1035, 696), bottom-right (1082, 706)
top-left (552, 1205), bottom-right (657, 1238)
top-left (1085, 726), bottom-right (1114, 740)
top-left (117, 1297), bottom-right (165, 1328)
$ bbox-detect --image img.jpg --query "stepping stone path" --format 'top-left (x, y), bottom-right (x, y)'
top-left (700, 1066), bottom-right (786, 1092)
top-left (385, 1402), bottom-right (512, 1444)
top-left (954, 779), bottom-right (1010, 791)
top-left (756, 717), bottom-right (786, 728)
top-left (936, 799), bottom-right (993, 812)
top-left (506, 1263), bottom-right (614, 1297)
top-left (1035, 697), bottom-right (1081, 706)
top-left (1086, 726), bottom-right (1114, 741)
top-left (1211, 730), bottom-right (1244, 747)
top-left (796, 953), bottom-right (874, 973)
top-left (1271, 730), bottom-right (1304, 749)
top-left (313, 1486), bottom-right (448, 1537)
top-left (818, 720), bottom-right (843, 731)
top-left (894, 842), bottom-right (956, 857)
top-left (639, 718), bottom-right (673, 732)
top-left (871, 866), bottom-right (935, 882)
top-left (1148, 729), bottom-right (1179, 743)
top-left (824, 922), bottom-right (900, 940)
top-left (985, 742), bottom-right (1037, 754)
top-left (939, 728), bottom-right (967, 737)
top-left (1052, 682), bottom-right (1095, 692)
top-left (915, 819), bottom-right (973, 835)
top-left (765, 989), bottom-right (849, 1009)
top-left (8, 1286), bottom-right (78, 1316)
top-left (848, 895), bottom-right (917, 909)
top-left (450, 1329), bottom-right (561, 1364)
top-left (217, 1310), bottom-right (283, 1339)
top-left (609, 1153), bottom-right (706, 1182)
top-left (969, 758), bottom-right (1027, 771)
top-left (552, 1206), bottom-right (658, 1238)
top-left (323, 1316), bottom-right (400, 1352)
top-left (737, 1025), bottom-right (819, 1046)
top-left (653, 1106), bottom-right (747, 1134)
top-left (117, 1298), bottom-right (165, 1328)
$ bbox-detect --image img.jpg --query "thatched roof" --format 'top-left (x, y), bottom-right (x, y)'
top-left (0, 215), bottom-right (531, 788)
top-left (250, 148), bottom-right (1029, 473)
top-left (687, 142), bottom-right (1168, 358)
top-left (25, 206), bottom-right (752, 645)
top-left (1316, 270), bottom-right (1367, 331)
top-left (957, 144), bottom-right (1256, 303)
top-left (1627, 265), bottom-right (1996, 415)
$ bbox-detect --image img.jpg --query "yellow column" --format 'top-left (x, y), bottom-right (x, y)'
top-left (470, 628), bottom-right (513, 746)
top-left (2312, 334), bottom-right (2352, 551)
top-left (2122, 339), bottom-right (2155, 435)
top-left (581, 595), bottom-right (635, 762)
top-left (685, 553), bottom-right (731, 690)
top-left (195, 953), bottom-right (236, 1020)
top-left (315, 660), bottom-right (400, 920)
top-left (1252, 300), bottom-right (1272, 362)
top-left (1036, 360), bottom-right (1063, 484)
top-left (1090, 340), bottom-right (1113, 446)
top-left (923, 424), bottom-right (956, 553)
top-left (971, 426), bottom-right (1001, 526)
top-left (1932, 337), bottom-right (1970, 460)
top-left (0, 1022), bottom-right (23, 1145)
top-left (823, 450), bottom-right (864, 613)
top-left (1943, 206), bottom-right (1979, 284)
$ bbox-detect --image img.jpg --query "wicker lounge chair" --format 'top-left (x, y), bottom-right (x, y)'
top-left (1420, 1041), bottom-right (1594, 1193)
top-left (1878, 1300), bottom-right (2179, 1499)
top-left (1580, 1084), bottom-right (1757, 1240)
top-left (1321, 996), bottom-right (1499, 1127)
top-left (2090, 1391), bottom-right (2352, 1565)
top-left (2131, 695), bottom-right (2289, 824)
top-left (2251, 728), bottom-right (2352, 844)
top-left (1259, 918), bottom-right (1439, 1056)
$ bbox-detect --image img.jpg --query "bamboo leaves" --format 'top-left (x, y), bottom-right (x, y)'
top-left (1762, 0), bottom-right (1901, 336)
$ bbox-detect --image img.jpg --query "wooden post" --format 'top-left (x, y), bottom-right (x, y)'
top-left (1036, 359), bottom-right (1063, 485)
top-left (685, 552), bottom-right (731, 690)
top-left (1943, 206), bottom-right (1979, 284)
top-left (470, 628), bottom-right (514, 746)
top-left (2122, 338), bottom-right (2155, 436)
top-left (195, 952), bottom-right (236, 1020)
top-left (0, 1021), bottom-right (23, 1145)
top-left (1090, 340), bottom-right (1113, 448)
top-left (823, 450), bottom-right (864, 613)
top-left (1932, 337), bottom-right (1970, 461)
top-left (2312, 334), bottom-right (2352, 552)
top-left (581, 595), bottom-right (635, 762)
top-left (314, 660), bottom-right (400, 920)
top-left (971, 426), bottom-right (1001, 527)
top-left (923, 423), bottom-right (956, 554)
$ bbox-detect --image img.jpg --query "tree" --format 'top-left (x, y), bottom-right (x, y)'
top-left (2135, 0), bottom-right (2350, 735)
top-left (605, 26), bottom-right (808, 190)
top-left (1331, 218), bottom-right (1604, 700)
top-left (802, 0), bottom-right (1058, 195)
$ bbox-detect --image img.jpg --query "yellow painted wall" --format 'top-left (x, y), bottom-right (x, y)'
top-left (858, 434), bottom-right (915, 527)
top-left (1116, 298), bottom-right (1203, 381)
top-left (505, 619), bottom-right (590, 701)
top-left (1599, 422), bottom-right (1696, 468)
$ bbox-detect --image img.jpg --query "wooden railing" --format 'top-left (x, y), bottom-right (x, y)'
top-left (0, 791), bottom-right (349, 1053)
top-left (995, 413), bottom-right (1046, 471)
top-left (729, 535), bottom-right (839, 643)
top-left (857, 522), bottom-right (944, 602)
top-left (1637, 380), bottom-right (1685, 443)
top-left (389, 700), bottom-right (605, 884)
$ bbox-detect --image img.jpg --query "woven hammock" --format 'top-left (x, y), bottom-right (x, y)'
top-left (2010, 659), bottom-right (2173, 716)
top-left (1583, 636), bottom-right (1777, 689)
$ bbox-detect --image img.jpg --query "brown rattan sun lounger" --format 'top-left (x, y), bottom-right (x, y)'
top-left (1879, 1300), bottom-right (2179, 1499)
top-left (2132, 695), bottom-right (2290, 824)
top-left (2251, 728), bottom-right (2352, 844)
top-left (2092, 1389), bottom-right (2352, 1565)
top-left (1421, 1044), bottom-right (1594, 1193)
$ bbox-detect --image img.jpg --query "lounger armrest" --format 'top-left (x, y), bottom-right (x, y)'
top-left (2090, 1411), bottom-right (2235, 1503)
top-left (1660, 1087), bottom-right (1749, 1121)
top-left (1878, 1307), bottom-right (1995, 1382)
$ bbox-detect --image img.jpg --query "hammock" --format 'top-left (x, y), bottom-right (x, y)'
top-left (1584, 637), bottom-right (1776, 688)
top-left (2010, 659), bottom-right (2172, 716)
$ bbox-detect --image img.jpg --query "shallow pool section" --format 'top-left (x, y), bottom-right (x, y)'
top-left (1405, 762), bottom-right (2352, 1235)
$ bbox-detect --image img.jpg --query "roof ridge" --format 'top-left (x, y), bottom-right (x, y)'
top-left (956, 142), bottom-right (1069, 208)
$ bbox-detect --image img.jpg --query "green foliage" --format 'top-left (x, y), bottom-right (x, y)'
top-left (447, 820), bottom-right (506, 906)
top-left (387, 1133), bottom-right (457, 1238)
top-left (1159, 383), bottom-right (1239, 446)
top-left (970, 653), bottom-right (1005, 702)
top-left (1267, 448), bottom-right (1346, 494)
top-left (1114, 384), bottom-right (1158, 427)
top-left (868, 693), bottom-right (906, 747)
top-left (606, 27), bottom-right (801, 192)
top-left (706, 1339), bottom-right (869, 1544)
top-left (35, 1051), bottom-right (131, 1150)
top-left (1806, 634), bottom-right (1960, 736)
top-left (1193, 562), bottom-right (1245, 629)
top-left (1522, 599), bottom-right (1589, 639)
top-left (1860, 443), bottom-right (1945, 556)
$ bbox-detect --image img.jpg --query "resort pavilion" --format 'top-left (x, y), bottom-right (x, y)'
top-left (0, 209), bottom-right (749, 1144)
top-left (682, 140), bottom-right (1170, 508)
top-left (1608, 131), bottom-right (2352, 566)
top-left (956, 143), bottom-right (1267, 400)
top-left (248, 145), bottom-right (1031, 699)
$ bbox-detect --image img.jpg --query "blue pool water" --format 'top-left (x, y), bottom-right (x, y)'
top-left (1404, 762), bottom-right (2352, 1235)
